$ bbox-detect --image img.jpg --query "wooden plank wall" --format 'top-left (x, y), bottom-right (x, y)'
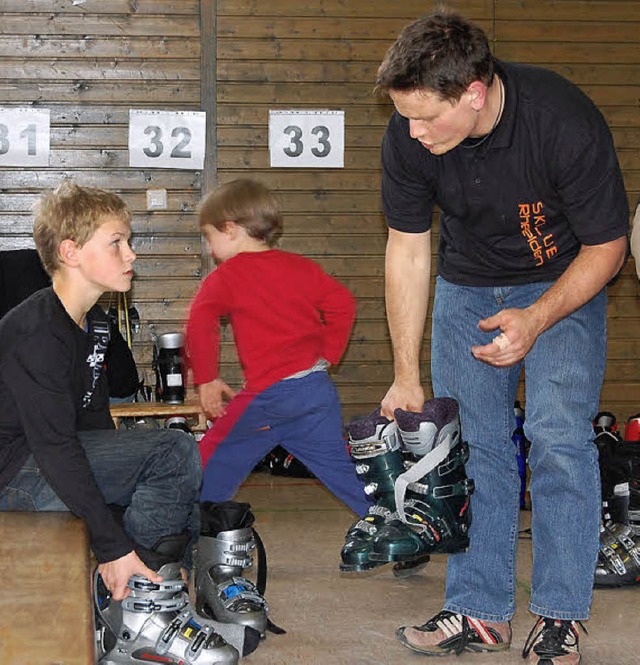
top-left (0, 0), bottom-right (204, 390)
top-left (0, 0), bottom-right (638, 425)
top-left (216, 0), bottom-right (494, 419)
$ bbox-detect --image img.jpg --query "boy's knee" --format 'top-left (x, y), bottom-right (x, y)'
top-left (174, 431), bottom-right (203, 485)
top-left (157, 429), bottom-right (202, 479)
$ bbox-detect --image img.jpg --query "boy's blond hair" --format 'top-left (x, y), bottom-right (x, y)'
top-left (198, 179), bottom-right (283, 247)
top-left (33, 180), bottom-right (131, 275)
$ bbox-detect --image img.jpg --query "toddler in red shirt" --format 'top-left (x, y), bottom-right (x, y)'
top-left (186, 179), bottom-right (370, 517)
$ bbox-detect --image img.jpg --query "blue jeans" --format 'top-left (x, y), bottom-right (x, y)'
top-left (0, 429), bottom-right (202, 563)
top-left (431, 277), bottom-right (605, 622)
top-left (201, 371), bottom-right (370, 517)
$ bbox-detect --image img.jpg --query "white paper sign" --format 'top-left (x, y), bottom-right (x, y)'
top-left (0, 108), bottom-right (50, 167)
top-left (129, 110), bottom-right (206, 170)
top-left (269, 109), bottom-right (344, 168)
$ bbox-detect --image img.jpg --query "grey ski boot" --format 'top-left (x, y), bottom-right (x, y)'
top-left (93, 534), bottom-right (260, 664)
top-left (196, 502), bottom-right (269, 637)
top-left (593, 428), bottom-right (640, 587)
top-left (594, 523), bottom-right (640, 587)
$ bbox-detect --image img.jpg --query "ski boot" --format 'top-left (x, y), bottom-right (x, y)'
top-left (196, 502), bottom-right (269, 637)
top-left (628, 444), bottom-right (640, 535)
top-left (369, 397), bottom-right (474, 563)
top-left (594, 522), bottom-right (640, 587)
top-left (596, 435), bottom-right (631, 527)
top-left (606, 439), bottom-right (640, 536)
top-left (593, 411), bottom-right (619, 436)
top-left (94, 534), bottom-right (260, 664)
top-left (512, 401), bottom-right (530, 510)
top-left (339, 408), bottom-right (430, 576)
top-left (340, 408), bottom-right (404, 572)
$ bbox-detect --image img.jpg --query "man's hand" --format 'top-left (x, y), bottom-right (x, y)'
top-left (471, 307), bottom-right (543, 367)
top-left (196, 378), bottom-right (237, 419)
top-left (98, 550), bottom-right (163, 601)
top-left (381, 381), bottom-right (425, 419)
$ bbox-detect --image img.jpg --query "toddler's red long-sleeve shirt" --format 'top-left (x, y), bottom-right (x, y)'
top-left (186, 249), bottom-right (356, 392)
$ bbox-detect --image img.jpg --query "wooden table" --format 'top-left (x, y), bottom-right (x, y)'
top-left (110, 399), bottom-right (207, 430)
top-left (0, 512), bottom-right (94, 665)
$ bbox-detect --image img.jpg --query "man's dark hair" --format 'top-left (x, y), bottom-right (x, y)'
top-left (376, 9), bottom-right (495, 101)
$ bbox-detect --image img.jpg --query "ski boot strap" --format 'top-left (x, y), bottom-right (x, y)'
top-left (213, 529), bottom-right (256, 569)
top-left (156, 609), bottom-right (215, 661)
top-left (408, 477), bottom-right (474, 500)
top-left (218, 577), bottom-right (270, 612)
top-left (128, 575), bottom-right (186, 594)
top-left (394, 434), bottom-right (455, 523)
top-left (349, 431), bottom-right (401, 458)
top-left (600, 543), bottom-right (628, 575)
top-left (122, 594), bottom-right (187, 614)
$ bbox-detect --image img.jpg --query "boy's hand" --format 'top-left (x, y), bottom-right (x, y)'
top-left (197, 378), bottom-right (236, 419)
top-left (97, 550), bottom-right (162, 601)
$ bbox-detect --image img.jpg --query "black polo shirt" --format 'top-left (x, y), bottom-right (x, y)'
top-left (382, 61), bottom-right (629, 286)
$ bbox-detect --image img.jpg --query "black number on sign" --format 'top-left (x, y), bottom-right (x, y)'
top-left (143, 125), bottom-right (163, 157)
top-left (0, 124), bottom-right (9, 155)
top-left (283, 125), bottom-right (304, 157)
top-left (20, 124), bottom-right (37, 156)
top-left (170, 126), bottom-right (192, 158)
top-left (311, 125), bottom-right (331, 157)
top-left (282, 124), bottom-right (333, 159)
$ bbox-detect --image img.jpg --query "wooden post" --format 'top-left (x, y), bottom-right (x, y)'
top-left (200, 0), bottom-right (218, 277)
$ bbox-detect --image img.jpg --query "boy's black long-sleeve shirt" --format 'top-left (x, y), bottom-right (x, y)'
top-left (0, 287), bottom-right (134, 562)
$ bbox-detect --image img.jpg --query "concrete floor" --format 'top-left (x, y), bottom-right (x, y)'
top-left (235, 472), bottom-right (640, 665)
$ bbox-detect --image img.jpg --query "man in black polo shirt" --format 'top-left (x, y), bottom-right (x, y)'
top-left (376, 10), bottom-right (628, 665)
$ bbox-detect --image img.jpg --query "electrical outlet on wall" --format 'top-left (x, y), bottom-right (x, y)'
top-left (146, 188), bottom-right (168, 210)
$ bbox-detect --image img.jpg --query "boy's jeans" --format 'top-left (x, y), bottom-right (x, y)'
top-left (431, 276), bottom-right (605, 622)
top-left (0, 428), bottom-right (202, 561)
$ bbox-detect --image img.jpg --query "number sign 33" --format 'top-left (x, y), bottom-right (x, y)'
top-left (129, 110), bottom-right (206, 170)
top-left (269, 110), bottom-right (344, 168)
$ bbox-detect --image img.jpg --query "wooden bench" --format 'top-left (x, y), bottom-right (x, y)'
top-left (110, 399), bottom-right (207, 431)
top-left (0, 512), bottom-right (94, 665)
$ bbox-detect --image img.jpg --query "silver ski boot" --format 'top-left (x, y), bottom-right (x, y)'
top-left (196, 502), bottom-right (269, 637)
top-left (94, 561), bottom-right (239, 665)
top-left (594, 522), bottom-right (640, 587)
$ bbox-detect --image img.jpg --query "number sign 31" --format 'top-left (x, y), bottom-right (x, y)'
top-left (0, 108), bottom-right (50, 167)
top-left (269, 110), bottom-right (344, 168)
top-left (129, 110), bottom-right (206, 170)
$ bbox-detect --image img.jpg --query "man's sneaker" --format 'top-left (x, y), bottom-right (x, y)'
top-left (522, 617), bottom-right (586, 664)
top-left (396, 609), bottom-right (511, 656)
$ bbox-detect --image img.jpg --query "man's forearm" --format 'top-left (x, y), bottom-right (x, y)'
top-left (385, 229), bottom-right (432, 384)
top-left (527, 236), bottom-right (628, 335)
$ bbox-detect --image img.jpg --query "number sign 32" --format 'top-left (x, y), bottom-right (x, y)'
top-left (269, 110), bottom-right (344, 168)
top-left (129, 110), bottom-right (206, 170)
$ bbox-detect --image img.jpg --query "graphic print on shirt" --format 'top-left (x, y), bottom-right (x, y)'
top-left (518, 201), bottom-right (558, 267)
top-left (82, 319), bottom-right (110, 409)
